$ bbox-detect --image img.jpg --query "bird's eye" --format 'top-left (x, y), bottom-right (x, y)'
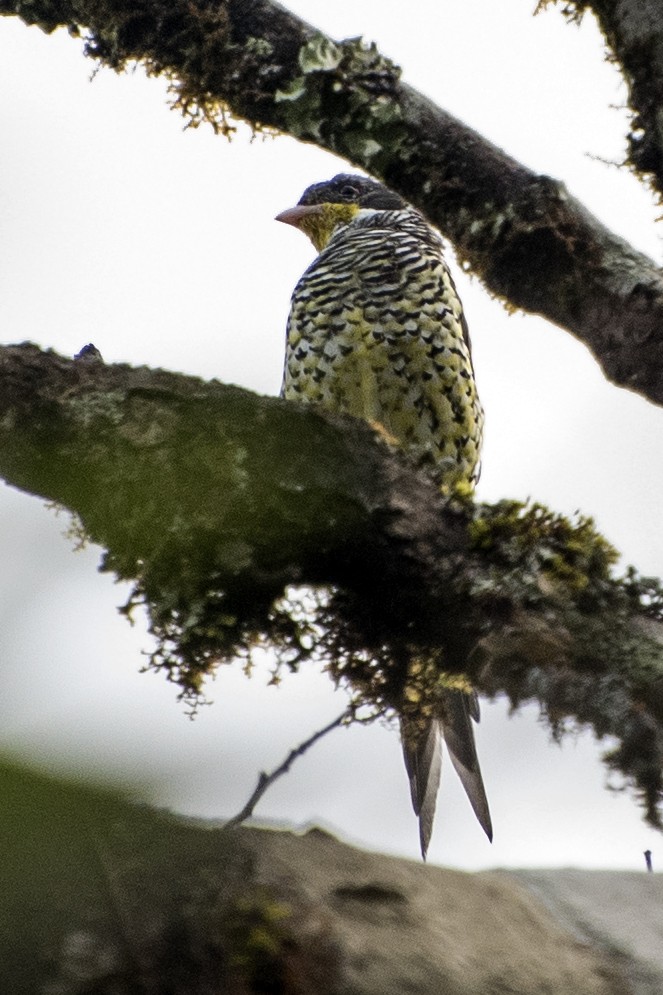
top-left (340, 185), bottom-right (359, 199)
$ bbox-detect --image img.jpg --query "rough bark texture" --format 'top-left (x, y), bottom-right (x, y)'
top-left (0, 759), bottom-right (643, 995)
top-left (2, 343), bottom-right (663, 827)
top-left (2, 0), bottom-right (663, 406)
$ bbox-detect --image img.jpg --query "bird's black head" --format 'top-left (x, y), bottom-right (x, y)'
top-left (298, 174), bottom-right (406, 211)
top-left (276, 174), bottom-right (407, 252)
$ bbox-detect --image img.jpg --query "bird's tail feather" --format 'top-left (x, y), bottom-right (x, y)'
top-left (401, 688), bottom-right (492, 859)
top-left (401, 716), bottom-right (442, 859)
top-left (440, 689), bottom-right (493, 843)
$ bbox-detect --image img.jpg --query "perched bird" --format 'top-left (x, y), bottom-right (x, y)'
top-left (276, 173), bottom-right (492, 858)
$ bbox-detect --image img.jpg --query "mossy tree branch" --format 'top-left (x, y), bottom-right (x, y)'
top-left (2, 0), bottom-right (663, 405)
top-left (541, 0), bottom-right (663, 196)
top-left (1, 342), bottom-right (663, 826)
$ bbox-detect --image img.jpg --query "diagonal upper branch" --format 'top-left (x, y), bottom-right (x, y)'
top-left (2, 0), bottom-right (663, 404)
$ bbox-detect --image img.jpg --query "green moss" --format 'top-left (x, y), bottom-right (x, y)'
top-left (227, 894), bottom-right (291, 974)
top-left (468, 500), bottom-right (618, 594)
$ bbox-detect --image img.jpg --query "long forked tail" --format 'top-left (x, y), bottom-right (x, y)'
top-left (401, 689), bottom-right (492, 859)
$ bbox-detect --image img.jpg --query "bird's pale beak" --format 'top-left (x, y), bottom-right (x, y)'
top-left (275, 204), bottom-right (324, 228)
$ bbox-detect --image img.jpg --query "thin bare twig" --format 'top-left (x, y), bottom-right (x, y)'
top-left (223, 707), bottom-right (354, 830)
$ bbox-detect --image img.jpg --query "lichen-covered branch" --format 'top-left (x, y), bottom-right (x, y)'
top-left (2, 0), bottom-right (663, 406)
top-left (2, 342), bottom-right (663, 825)
top-left (542, 0), bottom-right (663, 196)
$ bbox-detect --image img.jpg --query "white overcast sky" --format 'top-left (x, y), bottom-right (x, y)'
top-left (2, 0), bottom-right (663, 871)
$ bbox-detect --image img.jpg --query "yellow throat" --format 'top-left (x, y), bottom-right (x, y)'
top-left (298, 203), bottom-right (360, 252)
